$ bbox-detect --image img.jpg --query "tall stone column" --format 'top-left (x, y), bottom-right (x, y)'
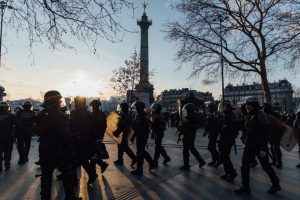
top-left (135, 2), bottom-right (154, 103)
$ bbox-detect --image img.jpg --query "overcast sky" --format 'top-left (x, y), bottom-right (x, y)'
top-left (0, 0), bottom-right (299, 101)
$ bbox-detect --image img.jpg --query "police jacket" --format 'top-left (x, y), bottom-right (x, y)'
top-left (69, 108), bottom-right (94, 142)
top-left (179, 112), bottom-right (200, 136)
top-left (132, 111), bottom-right (150, 140)
top-left (36, 107), bottom-right (73, 155)
top-left (0, 110), bottom-right (17, 141)
top-left (16, 109), bottom-right (36, 131)
top-left (204, 112), bottom-right (220, 139)
top-left (91, 109), bottom-right (107, 140)
top-left (114, 111), bottom-right (131, 137)
top-left (219, 110), bottom-right (238, 145)
top-left (150, 114), bottom-right (166, 137)
top-left (244, 109), bottom-right (269, 151)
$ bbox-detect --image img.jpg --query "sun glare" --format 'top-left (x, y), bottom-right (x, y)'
top-left (59, 78), bottom-right (100, 97)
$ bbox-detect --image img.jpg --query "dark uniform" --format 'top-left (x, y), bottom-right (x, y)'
top-left (293, 110), bottom-right (300, 168)
top-left (131, 101), bottom-right (155, 175)
top-left (204, 102), bottom-right (221, 167)
top-left (263, 102), bottom-right (283, 168)
top-left (16, 101), bottom-right (36, 164)
top-left (69, 96), bottom-right (97, 184)
top-left (36, 90), bottom-right (80, 200)
top-left (113, 102), bottom-right (136, 166)
top-left (218, 100), bottom-right (238, 182)
top-left (179, 103), bottom-right (205, 171)
top-left (235, 97), bottom-right (281, 195)
top-left (89, 100), bottom-right (109, 174)
top-left (150, 103), bottom-right (171, 167)
top-left (0, 102), bottom-right (17, 172)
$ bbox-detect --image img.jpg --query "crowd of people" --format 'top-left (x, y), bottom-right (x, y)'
top-left (0, 90), bottom-right (300, 199)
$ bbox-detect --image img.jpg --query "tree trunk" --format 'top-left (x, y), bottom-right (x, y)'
top-left (260, 63), bottom-right (272, 103)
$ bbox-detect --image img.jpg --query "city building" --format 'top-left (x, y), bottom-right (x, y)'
top-left (224, 79), bottom-right (294, 112)
top-left (157, 88), bottom-right (214, 112)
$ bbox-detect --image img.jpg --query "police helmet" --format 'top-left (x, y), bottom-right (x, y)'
top-left (150, 102), bottom-right (162, 114)
top-left (119, 102), bottom-right (129, 112)
top-left (218, 100), bottom-right (232, 112)
top-left (132, 100), bottom-right (146, 112)
top-left (74, 96), bottom-right (87, 109)
top-left (207, 102), bottom-right (217, 112)
top-left (245, 96), bottom-right (260, 108)
top-left (90, 99), bottom-right (101, 107)
top-left (22, 101), bottom-right (32, 109)
top-left (182, 103), bottom-right (196, 114)
top-left (263, 102), bottom-right (272, 114)
top-left (44, 90), bottom-right (62, 103)
top-left (0, 102), bottom-right (9, 111)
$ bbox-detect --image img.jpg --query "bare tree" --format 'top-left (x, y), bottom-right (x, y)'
top-left (3, 0), bottom-right (135, 53)
top-left (110, 49), bottom-right (155, 95)
top-left (165, 0), bottom-right (300, 102)
top-left (110, 49), bottom-right (140, 95)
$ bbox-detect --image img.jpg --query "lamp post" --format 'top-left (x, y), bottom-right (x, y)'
top-left (0, 1), bottom-right (13, 66)
top-left (0, 1), bottom-right (7, 66)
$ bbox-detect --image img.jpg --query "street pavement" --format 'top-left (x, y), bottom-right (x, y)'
top-left (1, 127), bottom-right (300, 200)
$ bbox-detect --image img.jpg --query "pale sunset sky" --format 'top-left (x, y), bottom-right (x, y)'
top-left (0, 0), bottom-right (299, 101)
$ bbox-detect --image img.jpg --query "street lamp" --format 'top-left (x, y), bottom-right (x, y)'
top-left (0, 1), bottom-right (13, 66)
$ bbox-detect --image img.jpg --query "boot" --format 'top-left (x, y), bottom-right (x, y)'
top-left (207, 161), bottom-right (216, 166)
top-left (276, 161), bottom-right (282, 169)
top-left (131, 169), bottom-right (143, 176)
top-left (87, 174), bottom-right (98, 184)
top-left (220, 174), bottom-right (228, 180)
top-left (113, 159), bottom-right (123, 166)
top-left (163, 157), bottom-right (171, 165)
top-left (199, 161), bottom-right (206, 168)
top-left (101, 162), bottom-right (109, 173)
top-left (235, 187), bottom-right (251, 195)
top-left (268, 184), bottom-right (281, 194)
top-left (226, 171), bottom-right (238, 183)
top-left (179, 165), bottom-right (190, 171)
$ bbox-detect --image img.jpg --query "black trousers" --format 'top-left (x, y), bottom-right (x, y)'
top-left (208, 137), bottom-right (219, 162)
top-left (219, 141), bottom-right (236, 175)
top-left (182, 134), bottom-right (204, 167)
top-left (16, 132), bottom-right (32, 161)
top-left (154, 132), bottom-right (169, 162)
top-left (117, 134), bottom-right (136, 162)
top-left (136, 136), bottom-right (153, 171)
top-left (241, 145), bottom-right (279, 188)
top-left (40, 150), bottom-right (76, 200)
top-left (0, 139), bottom-right (13, 165)
top-left (270, 145), bottom-right (282, 163)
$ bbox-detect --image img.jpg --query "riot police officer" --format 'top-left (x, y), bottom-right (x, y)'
top-left (235, 97), bottom-right (281, 195)
top-left (150, 102), bottom-right (171, 167)
top-left (69, 96), bottom-right (98, 184)
top-left (263, 102), bottom-right (283, 168)
top-left (0, 102), bottom-right (17, 172)
top-left (218, 100), bottom-right (238, 182)
top-left (113, 102), bottom-right (137, 166)
top-left (130, 100), bottom-right (155, 175)
top-left (204, 102), bottom-right (221, 167)
top-left (36, 90), bottom-right (81, 200)
top-left (16, 101), bottom-right (36, 164)
top-left (89, 99), bottom-right (109, 174)
top-left (178, 103), bottom-right (205, 171)
top-left (293, 110), bottom-right (300, 168)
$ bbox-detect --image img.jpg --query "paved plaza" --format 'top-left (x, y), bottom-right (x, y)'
top-left (1, 127), bottom-right (300, 200)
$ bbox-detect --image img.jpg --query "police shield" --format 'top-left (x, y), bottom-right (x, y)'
top-left (268, 114), bottom-right (299, 151)
top-left (105, 111), bottom-right (133, 145)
